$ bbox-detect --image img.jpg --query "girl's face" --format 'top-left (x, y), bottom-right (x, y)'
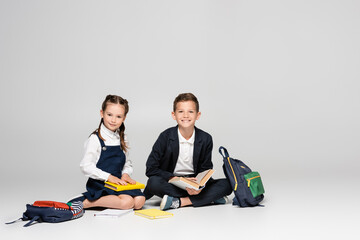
top-left (100, 103), bottom-right (126, 132)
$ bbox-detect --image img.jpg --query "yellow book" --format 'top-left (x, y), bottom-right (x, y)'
top-left (104, 181), bottom-right (145, 191)
top-left (134, 209), bottom-right (173, 220)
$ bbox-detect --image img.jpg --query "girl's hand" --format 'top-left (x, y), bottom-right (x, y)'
top-left (107, 175), bottom-right (128, 185)
top-left (186, 187), bottom-right (202, 195)
top-left (121, 173), bottom-right (136, 185)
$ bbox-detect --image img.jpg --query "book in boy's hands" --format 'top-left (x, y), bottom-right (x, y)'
top-left (104, 181), bottom-right (145, 191)
top-left (168, 169), bottom-right (215, 190)
top-left (134, 209), bottom-right (173, 220)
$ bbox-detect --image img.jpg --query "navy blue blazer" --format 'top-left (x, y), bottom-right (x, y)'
top-left (145, 126), bottom-right (213, 180)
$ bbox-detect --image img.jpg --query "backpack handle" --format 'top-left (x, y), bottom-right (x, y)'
top-left (219, 146), bottom-right (230, 158)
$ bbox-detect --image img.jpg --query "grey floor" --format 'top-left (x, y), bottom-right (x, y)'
top-left (1, 173), bottom-right (359, 240)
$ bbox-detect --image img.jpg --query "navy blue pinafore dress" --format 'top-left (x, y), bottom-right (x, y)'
top-left (83, 133), bottom-right (144, 200)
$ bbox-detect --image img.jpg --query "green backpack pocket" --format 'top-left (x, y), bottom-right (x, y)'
top-left (244, 172), bottom-right (265, 198)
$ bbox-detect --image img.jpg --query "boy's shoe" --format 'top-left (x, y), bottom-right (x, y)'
top-left (160, 195), bottom-right (180, 211)
top-left (213, 196), bottom-right (229, 205)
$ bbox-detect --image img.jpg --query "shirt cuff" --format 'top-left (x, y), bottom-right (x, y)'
top-left (122, 169), bottom-right (132, 176)
top-left (102, 172), bottom-right (111, 182)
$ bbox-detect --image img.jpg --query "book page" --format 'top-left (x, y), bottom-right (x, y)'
top-left (195, 169), bottom-right (214, 185)
top-left (169, 177), bottom-right (200, 190)
top-left (181, 177), bottom-right (200, 188)
top-left (94, 209), bottom-right (132, 217)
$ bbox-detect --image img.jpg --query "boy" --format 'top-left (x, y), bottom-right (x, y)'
top-left (144, 93), bottom-right (232, 210)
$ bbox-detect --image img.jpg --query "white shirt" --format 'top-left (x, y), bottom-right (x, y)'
top-left (173, 128), bottom-right (195, 176)
top-left (80, 123), bottom-right (133, 181)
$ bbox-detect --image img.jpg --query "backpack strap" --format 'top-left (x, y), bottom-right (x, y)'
top-left (23, 216), bottom-right (41, 227)
top-left (5, 211), bottom-right (31, 225)
top-left (219, 146), bottom-right (230, 158)
top-left (5, 218), bottom-right (23, 225)
top-left (219, 146), bottom-right (238, 191)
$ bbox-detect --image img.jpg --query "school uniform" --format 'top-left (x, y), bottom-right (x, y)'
top-left (80, 124), bottom-right (143, 200)
top-left (144, 126), bottom-right (231, 207)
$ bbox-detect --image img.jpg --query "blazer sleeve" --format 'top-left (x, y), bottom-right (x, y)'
top-left (197, 133), bottom-right (214, 174)
top-left (145, 132), bottom-right (175, 180)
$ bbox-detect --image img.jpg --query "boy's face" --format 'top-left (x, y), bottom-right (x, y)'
top-left (172, 101), bottom-right (201, 130)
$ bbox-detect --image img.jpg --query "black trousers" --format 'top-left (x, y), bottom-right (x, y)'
top-left (144, 176), bottom-right (232, 207)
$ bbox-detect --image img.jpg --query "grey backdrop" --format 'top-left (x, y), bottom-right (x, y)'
top-left (1, 0), bottom-right (359, 236)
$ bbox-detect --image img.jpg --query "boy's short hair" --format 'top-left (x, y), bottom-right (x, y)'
top-left (173, 93), bottom-right (199, 112)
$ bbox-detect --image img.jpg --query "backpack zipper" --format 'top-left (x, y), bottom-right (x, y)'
top-left (247, 176), bottom-right (260, 187)
top-left (227, 157), bottom-right (238, 191)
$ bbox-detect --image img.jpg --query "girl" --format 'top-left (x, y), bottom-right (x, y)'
top-left (78, 95), bottom-right (145, 210)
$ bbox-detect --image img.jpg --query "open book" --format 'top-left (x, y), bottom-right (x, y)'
top-left (168, 169), bottom-right (215, 190)
top-left (94, 209), bottom-right (132, 217)
top-left (104, 181), bottom-right (145, 191)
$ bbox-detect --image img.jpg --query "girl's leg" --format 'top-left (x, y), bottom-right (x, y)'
top-left (83, 195), bottom-right (134, 209)
top-left (133, 196), bottom-right (146, 210)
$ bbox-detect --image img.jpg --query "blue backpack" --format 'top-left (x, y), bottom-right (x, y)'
top-left (219, 146), bottom-right (265, 207)
top-left (6, 201), bottom-right (84, 227)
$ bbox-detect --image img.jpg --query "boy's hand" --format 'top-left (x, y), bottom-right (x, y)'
top-left (186, 187), bottom-right (202, 195)
top-left (121, 173), bottom-right (136, 185)
top-left (185, 177), bottom-right (201, 195)
top-left (107, 175), bottom-right (128, 185)
top-left (185, 177), bottom-right (197, 183)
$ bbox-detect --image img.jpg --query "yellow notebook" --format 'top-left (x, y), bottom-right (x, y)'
top-left (104, 181), bottom-right (145, 191)
top-left (134, 209), bottom-right (173, 220)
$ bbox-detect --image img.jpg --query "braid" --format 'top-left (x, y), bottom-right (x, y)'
top-left (91, 119), bottom-right (105, 141)
top-left (119, 123), bottom-right (128, 152)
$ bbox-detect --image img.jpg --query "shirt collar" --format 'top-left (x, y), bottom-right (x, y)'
top-left (178, 128), bottom-right (195, 144)
top-left (100, 123), bottom-right (120, 140)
